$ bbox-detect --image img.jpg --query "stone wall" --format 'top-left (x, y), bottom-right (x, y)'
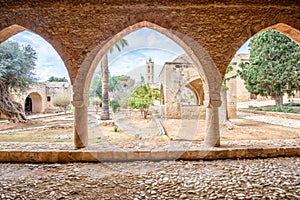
top-left (181, 105), bottom-right (206, 119)
top-left (12, 82), bottom-right (72, 114)
top-left (159, 55), bottom-right (204, 119)
top-left (1, 0), bottom-right (299, 84)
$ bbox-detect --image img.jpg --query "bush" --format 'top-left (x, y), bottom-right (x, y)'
top-left (110, 99), bottom-right (120, 113)
top-left (52, 96), bottom-right (71, 113)
top-left (283, 102), bottom-right (300, 107)
top-left (247, 105), bottom-right (263, 111)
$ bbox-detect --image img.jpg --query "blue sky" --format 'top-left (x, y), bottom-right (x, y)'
top-left (7, 28), bottom-right (250, 81)
top-left (9, 31), bottom-right (69, 82)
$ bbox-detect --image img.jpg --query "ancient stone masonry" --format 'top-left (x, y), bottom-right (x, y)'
top-left (159, 55), bottom-right (205, 119)
top-left (1, 1), bottom-right (299, 83)
top-left (1, 0), bottom-right (300, 148)
top-left (13, 82), bottom-right (72, 114)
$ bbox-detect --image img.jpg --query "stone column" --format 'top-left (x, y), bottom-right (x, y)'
top-left (74, 104), bottom-right (88, 149)
top-left (204, 105), bottom-right (220, 147)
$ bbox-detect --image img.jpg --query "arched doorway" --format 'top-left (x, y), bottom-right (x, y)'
top-left (25, 92), bottom-right (43, 114)
top-left (24, 96), bottom-right (32, 114)
top-left (73, 21), bottom-right (222, 148)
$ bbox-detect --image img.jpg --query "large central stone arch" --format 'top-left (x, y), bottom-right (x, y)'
top-left (73, 21), bottom-right (222, 148)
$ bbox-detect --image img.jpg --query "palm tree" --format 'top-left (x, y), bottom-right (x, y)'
top-left (100, 39), bottom-right (128, 120)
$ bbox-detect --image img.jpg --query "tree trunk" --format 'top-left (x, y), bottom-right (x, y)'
top-left (0, 82), bottom-right (27, 123)
top-left (100, 54), bottom-right (110, 120)
top-left (143, 109), bottom-right (148, 119)
top-left (274, 95), bottom-right (283, 108)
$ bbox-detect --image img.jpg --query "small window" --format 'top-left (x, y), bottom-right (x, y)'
top-left (47, 96), bottom-right (51, 102)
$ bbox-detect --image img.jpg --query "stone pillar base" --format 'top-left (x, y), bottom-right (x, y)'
top-left (204, 106), bottom-right (220, 147)
top-left (74, 106), bottom-right (88, 148)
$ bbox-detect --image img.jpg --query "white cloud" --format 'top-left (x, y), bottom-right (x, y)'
top-left (108, 47), bottom-right (179, 77)
top-left (9, 31), bottom-right (69, 82)
top-left (6, 27), bottom-right (249, 83)
top-left (107, 28), bottom-right (185, 77)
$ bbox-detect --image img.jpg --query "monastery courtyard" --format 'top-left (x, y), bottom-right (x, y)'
top-left (0, 106), bottom-right (299, 199)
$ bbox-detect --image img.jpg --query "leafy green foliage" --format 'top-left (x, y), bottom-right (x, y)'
top-left (129, 85), bottom-right (160, 118)
top-left (223, 65), bottom-right (237, 90)
top-left (247, 105), bottom-right (263, 111)
top-left (91, 75), bottom-right (134, 99)
top-left (238, 30), bottom-right (300, 107)
top-left (0, 40), bottom-right (37, 93)
top-left (109, 99), bottom-right (120, 113)
top-left (283, 102), bottom-right (300, 107)
top-left (265, 107), bottom-right (296, 113)
top-left (47, 76), bottom-right (68, 82)
top-left (109, 38), bottom-right (128, 53)
top-left (52, 96), bottom-right (71, 113)
top-left (247, 105), bottom-right (296, 113)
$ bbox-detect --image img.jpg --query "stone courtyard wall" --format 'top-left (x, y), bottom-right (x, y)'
top-left (159, 55), bottom-right (203, 119)
top-left (10, 82), bottom-right (72, 114)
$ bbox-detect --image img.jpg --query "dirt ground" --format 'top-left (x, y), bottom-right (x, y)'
top-left (163, 118), bottom-right (300, 141)
top-left (0, 111), bottom-right (299, 143)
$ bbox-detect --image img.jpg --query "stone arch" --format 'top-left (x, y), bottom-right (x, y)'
top-left (228, 23), bottom-right (300, 88)
top-left (186, 78), bottom-right (205, 106)
top-left (0, 24), bottom-right (26, 44)
top-left (25, 92), bottom-right (43, 114)
top-left (173, 75), bottom-right (205, 106)
top-left (224, 23), bottom-right (300, 121)
top-left (0, 24), bottom-right (72, 83)
top-left (73, 21), bottom-right (222, 148)
top-left (227, 23), bottom-right (300, 71)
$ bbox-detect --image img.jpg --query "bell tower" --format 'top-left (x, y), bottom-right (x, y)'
top-left (146, 57), bottom-right (154, 84)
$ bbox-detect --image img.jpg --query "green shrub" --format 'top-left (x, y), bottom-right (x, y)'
top-left (52, 96), bottom-right (71, 113)
top-left (283, 102), bottom-right (300, 107)
top-left (248, 105), bottom-right (263, 111)
top-left (110, 99), bottom-right (120, 113)
top-left (265, 107), bottom-right (296, 113)
top-left (114, 126), bottom-right (118, 132)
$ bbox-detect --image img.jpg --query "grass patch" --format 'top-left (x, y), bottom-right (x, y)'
top-left (265, 107), bottom-right (296, 113)
top-left (247, 105), bottom-right (263, 111)
top-left (53, 139), bottom-right (66, 142)
top-left (283, 102), bottom-right (300, 107)
top-left (247, 105), bottom-right (296, 113)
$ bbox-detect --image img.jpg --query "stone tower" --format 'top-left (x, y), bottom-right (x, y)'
top-left (146, 57), bottom-right (154, 84)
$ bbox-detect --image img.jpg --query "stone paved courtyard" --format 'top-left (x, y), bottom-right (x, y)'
top-left (0, 157), bottom-right (299, 199)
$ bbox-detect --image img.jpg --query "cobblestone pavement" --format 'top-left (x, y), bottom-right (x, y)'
top-left (0, 157), bottom-right (299, 199)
